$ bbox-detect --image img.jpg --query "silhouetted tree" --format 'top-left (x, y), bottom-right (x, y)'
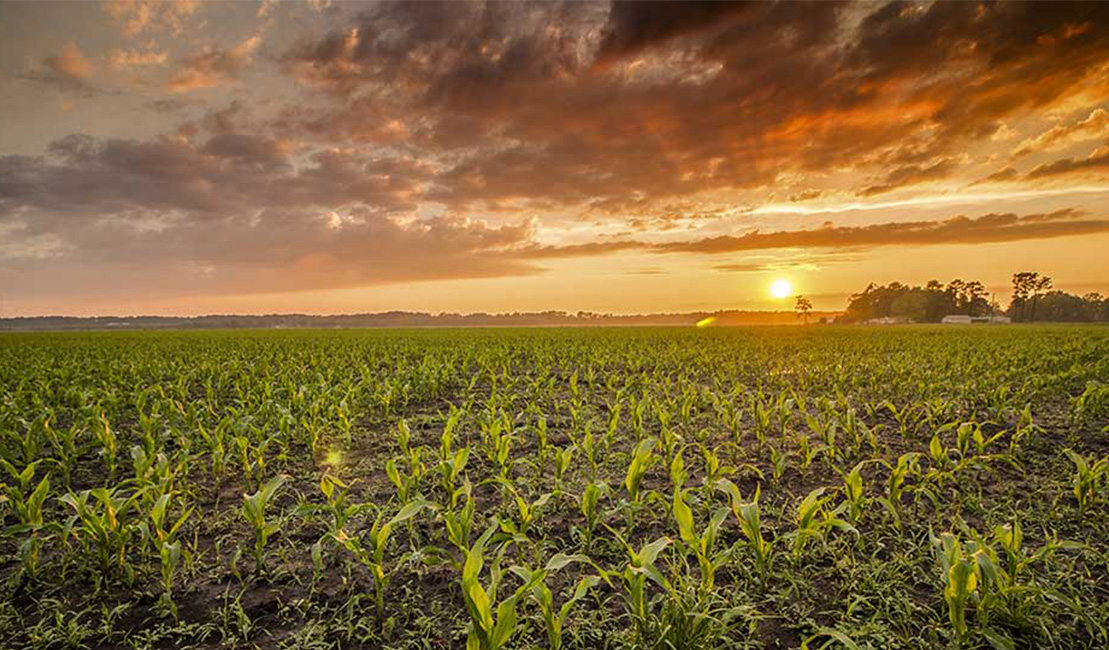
top-left (795, 296), bottom-right (813, 324)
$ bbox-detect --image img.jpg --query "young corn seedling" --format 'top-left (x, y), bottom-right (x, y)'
top-left (699, 443), bottom-right (735, 500)
top-left (552, 444), bottom-right (575, 494)
top-left (576, 481), bottom-right (607, 550)
top-left (495, 477), bottom-right (552, 542)
top-left (42, 417), bottom-right (81, 488)
top-left (671, 463), bottom-right (729, 595)
top-left (438, 422), bottom-right (469, 501)
top-left (624, 436), bottom-right (658, 504)
top-left (601, 531), bottom-right (673, 640)
top-left (60, 487), bottom-right (142, 583)
top-left (443, 482), bottom-right (478, 549)
top-left (716, 479), bottom-right (773, 588)
top-left (581, 428), bottom-right (600, 482)
top-left (836, 461), bottom-right (869, 525)
top-left (197, 419), bottom-right (230, 480)
top-left (932, 531), bottom-right (982, 646)
top-left (509, 554), bottom-right (606, 650)
top-left (458, 524), bottom-right (545, 650)
top-left (332, 500), bottom-right (428, 628)
top-left (795, 433), bottom-right (824, 471)
top-left (138, 493), bottom-right (193, 617)
top-left (768, 443), bottom-right (789, 483)
top-left (882, 400), bottom-right (922, 438)
top-left (385, 453), bottom-right (426, 505)
top-left (877, 452), bottom-right (921, 528)
top-left (1, 462), bottom-right (52, 576)
top-left (1007, 403), bottom-right (1043, 455)
top-left (1062, 449), bottom-right (1107, 515)
top-left (806, 413), bottom-right (839, 465)
top-left (240, 475), bottom-right (286, 573)
top-left (233, 435), bottom-right (271, 491)
top-left (840, 407), bottom-right (878, 455)
top-left (92, 412), bottom-right (119, 481)
top-left (787, 487), bottom-right (855, 557)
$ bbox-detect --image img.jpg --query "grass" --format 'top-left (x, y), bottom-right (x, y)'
top-left (0, 325), bottom-right (1107, 649)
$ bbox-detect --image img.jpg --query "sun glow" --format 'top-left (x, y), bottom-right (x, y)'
top-left (770, 279), bottom-right (793, 299)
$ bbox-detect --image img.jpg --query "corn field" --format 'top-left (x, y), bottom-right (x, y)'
top-left (1, 326), bottom-right (1108, 649)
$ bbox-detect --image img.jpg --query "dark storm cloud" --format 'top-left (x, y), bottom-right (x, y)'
top-left (594, 0), bottom-right (755, 64)
top-left (277, 0), bottom-right (1109, 214)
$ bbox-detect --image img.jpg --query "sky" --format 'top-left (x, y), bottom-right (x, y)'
top-left (1, 0), bottom-right (1108, 317)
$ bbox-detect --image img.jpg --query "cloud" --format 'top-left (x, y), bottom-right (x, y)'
top-left (5, 1), bottom-right (1109, 309)
top-left (107, 47), bottom-right (169, 69)
top-left (655, 210), bottom-right (1109, 254)
top-left (1026, 144), bottom-right (1109, 179)
top-left (272, 0), bottom-right (1109, 221)
top-left (1013, 109), bottom-right (1109, 157)
top-left (21, 42), bottom-right (98, 94)
top-left (594, 0), bottom-right (755, 66)
top-left (0, 129), bottom-right (538, 298)
top-left (518, 210), bottom-right (1109, 258)
top-left (167, 35), bottom-right (261, 92)
top-left (102, 0), bottom-right (200, 37)
top-left (857, 158), bottom-right (957, 196)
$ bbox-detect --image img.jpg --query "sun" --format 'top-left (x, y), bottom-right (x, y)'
top-left (770, 279), bottom-right (793, 299)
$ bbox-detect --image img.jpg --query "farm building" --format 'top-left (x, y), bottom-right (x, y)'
top-left (941, 314), bottom-right (1012, 324)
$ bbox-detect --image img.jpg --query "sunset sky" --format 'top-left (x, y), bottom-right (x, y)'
top-left (2, 0), bottom-right (1108, 316)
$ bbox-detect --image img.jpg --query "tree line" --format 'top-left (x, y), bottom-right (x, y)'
top-left (834, 272), bottom-right (1108, 323)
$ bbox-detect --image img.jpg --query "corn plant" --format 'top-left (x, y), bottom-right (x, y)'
top-left (553, 444), bottom-right (575, 493)
top-left (877, 452), bottom-right (921, 528)
top-left (92, 412), bottom-right (119, 481)
top-left (332, 500), bottom-right (428, 627)
top-left (1, 463), bottom-right (52, 576)
top-left (602, 531), bottom-right (673, 638)
top-left (671, 472), bottom-right (729, 594)
top-left (581, 428), bottom-right (600, 481)
top-left (509, 554), bottom-right (604, 650)
top-left (138, 493), bottom-right (193, 617)
top-left (806, 412), bottom-right (839, 464)
top-left (787, 487), bottom-right (855, 556)
top-left (60, 487), bottom-right (142, 582)
top-left (716, 479), bottom-right (773, 587)
top-left (1008, 403), bottom-right (1043, 454)
top-left (443, 479), bottom-right (478, 551)
top-left (458, 524), bottom-right (545, 650)
top-left (625, 436), bottom-right (658, 504)
top-left (836, 461), bottom-right (868, 525)
top-left (932, 531), bottom-right (981, 645)
top-left (385, 452), bottom-right (426, 505)
top-left (42, 418), bottom-right (81, 488)
top-left (240, 475), bottom-right (286, 572)
top-left (576, 481), bottom-right (607, 550)
top-left (1062, 449), bottom-right (1107, 515)
top-left (496, 477), bottom-right (552, 540)
top-left (438, 433), bottom-right (469, 501)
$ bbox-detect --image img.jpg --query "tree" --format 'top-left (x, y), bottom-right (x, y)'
top-left (795, 296), bottom-right (813, 324)
top-left (890, 291), bottom-right (928, 322)
top-left (1030, 274), bottom-right (1052, 322)
top-left (1008, 271), bottom-right (1052, 321)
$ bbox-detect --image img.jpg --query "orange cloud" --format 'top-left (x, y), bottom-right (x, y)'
top-left (167, 35), bottom-right (260, 92)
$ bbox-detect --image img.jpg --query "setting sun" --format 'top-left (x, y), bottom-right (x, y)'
top-left (770, 279), bottom-right (793, 299)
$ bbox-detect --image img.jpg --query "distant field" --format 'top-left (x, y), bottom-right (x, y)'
top-left (2, 327), bottom-right (1108, 649)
